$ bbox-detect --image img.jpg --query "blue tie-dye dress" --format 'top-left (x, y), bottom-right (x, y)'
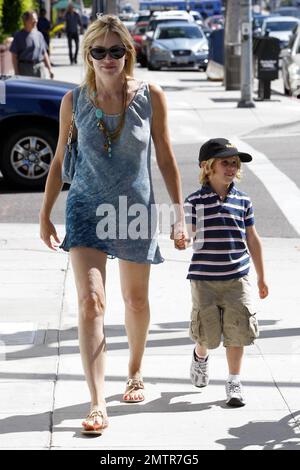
top-left (60, 82), bottom-right (163, 264)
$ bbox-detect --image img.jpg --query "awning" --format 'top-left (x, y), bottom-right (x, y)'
top-left (52, 1), bottom-right (81, 10)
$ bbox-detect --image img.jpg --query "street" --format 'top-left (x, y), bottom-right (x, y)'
top-left (0, 36), bottom-right (300, 450)
top-left (0, 38), bottom-right (299, 239)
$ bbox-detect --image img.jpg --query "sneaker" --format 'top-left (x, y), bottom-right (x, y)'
top-left (190, 349), bottom-right (209, 388)
top-left (225, 381), bottom-right (246, 407)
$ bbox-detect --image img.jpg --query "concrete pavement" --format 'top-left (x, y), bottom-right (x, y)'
top-left (0, 38), bottom-right (299, 450)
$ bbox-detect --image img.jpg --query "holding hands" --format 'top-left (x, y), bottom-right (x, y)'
top-left (170, 220), bottom-right (191, 250)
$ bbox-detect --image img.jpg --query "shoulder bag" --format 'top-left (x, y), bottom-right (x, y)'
top-left (62, 86), bottom-right (81, 184)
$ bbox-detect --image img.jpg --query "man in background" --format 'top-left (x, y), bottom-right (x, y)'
top-left (37, 8), bottom-right (51, 55)
top-left (65, 3), bottom-right (82, 65)
top-left (10, 11), bottom-right (54, 78)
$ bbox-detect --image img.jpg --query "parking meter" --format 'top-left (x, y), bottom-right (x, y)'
top-left (253, 36), bottom-right (281, 99)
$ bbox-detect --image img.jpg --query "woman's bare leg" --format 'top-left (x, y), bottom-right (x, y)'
top-left (70, 247), bottom-right (107, 426)
top-left (119, 260), bottom-right (151, 401)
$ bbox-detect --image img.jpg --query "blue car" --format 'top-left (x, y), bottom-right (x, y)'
top-left (0, 75), bottom-right (75, 188)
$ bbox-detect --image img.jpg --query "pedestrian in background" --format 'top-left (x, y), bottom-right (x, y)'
top-left (64, 3), bottom-right (82, 64)
top-left (10, 11), bottom-right (54, 79)
top-left (184, 138), bottom-right (269, 407)
top-left (37, 8), bottom-right (51, 55)
top-left (39, 14), bottom-right (186, 435)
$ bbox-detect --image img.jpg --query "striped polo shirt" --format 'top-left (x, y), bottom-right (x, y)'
top-left (184, 183), bottom-right (254, 281)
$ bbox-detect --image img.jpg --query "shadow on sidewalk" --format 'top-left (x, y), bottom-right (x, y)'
top-left (0, 393), bottom-right (224, 438)
top-left (216, 411), bottom-right (300, 450)
top-left (0, 400), bottom-right (299, 450)
top-left (1, 321), bottom-right (299, 363)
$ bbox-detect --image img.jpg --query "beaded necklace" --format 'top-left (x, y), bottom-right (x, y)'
top-left (92, 80), bottom-right (128, 158)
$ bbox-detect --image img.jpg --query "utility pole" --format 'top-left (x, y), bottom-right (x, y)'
top-left (92, 0), bottom-right (106, 18)
top-left (106, 0), bottom-right (119, 14)
top-left (224, 0), bottom-right (241, 90)
top-left (92, 0), bottom-right (119, 17)
top-left (44, 0), bottom-right (51, 20)
top-left (238, 0), bottom-right (255, 107)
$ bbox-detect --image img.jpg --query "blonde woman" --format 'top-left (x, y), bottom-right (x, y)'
top-left (39, 15), bottom-right (186, 435)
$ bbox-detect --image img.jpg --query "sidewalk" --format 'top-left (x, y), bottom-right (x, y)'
top-left (0, 40), bottom-right (300, 449)
top-left (0, 226), bottom-right (299, 449)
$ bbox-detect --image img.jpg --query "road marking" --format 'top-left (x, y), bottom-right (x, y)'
top-left (154, 128), bottom-right (300, 236)
top-left (232, 138), bottom-right (300, 236)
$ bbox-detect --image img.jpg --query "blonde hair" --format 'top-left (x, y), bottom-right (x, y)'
top-left (81, 15), bottom-right (136, 93)
top-left (200, 157), bottom-right (242, 184)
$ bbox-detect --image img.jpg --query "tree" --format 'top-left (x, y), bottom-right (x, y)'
top-left (1, 0), bottom-right (38, 37)
top-left (2, 0), bottom-right (22, 36)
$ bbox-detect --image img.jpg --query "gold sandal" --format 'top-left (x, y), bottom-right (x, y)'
top-left (122, 378), bottom-right (145, 403)
top-left (81, 409), bottom-right (109, 435)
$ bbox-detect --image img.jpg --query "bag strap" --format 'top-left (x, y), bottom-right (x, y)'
top-left (67, 86), bottom-right (81, 149)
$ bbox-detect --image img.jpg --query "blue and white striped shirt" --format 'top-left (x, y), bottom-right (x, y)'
top-left (184, 183), bottom-right (255, 281)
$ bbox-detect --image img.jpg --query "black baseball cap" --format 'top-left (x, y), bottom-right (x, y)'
top-left (199, 138), bottom-right (252, 163)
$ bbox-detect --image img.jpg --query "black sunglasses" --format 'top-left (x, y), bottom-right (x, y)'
top-left (90, 45), bottom-right (126, 60)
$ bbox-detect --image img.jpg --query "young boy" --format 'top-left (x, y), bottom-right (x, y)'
top-left (184, 138), bottom-right (269, 407)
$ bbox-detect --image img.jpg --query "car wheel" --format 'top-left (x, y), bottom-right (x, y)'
top-left (148, 62), bottom-right (161, 71)
top-left (139, 55), bottom-right (148, 67)
top-left (1, 126), bottom-right (57, 189)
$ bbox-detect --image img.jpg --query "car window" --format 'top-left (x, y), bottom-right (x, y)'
top-left (265, 21), bottom-right (299, 32)
top-left (156, 26), bottom-right (203, 40)
top-left (137, 15), bottom-right (150, 22)
top-left (148, 18), bottom-right (187, 31)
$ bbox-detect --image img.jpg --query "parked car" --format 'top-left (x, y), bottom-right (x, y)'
top-left (189, 10), bottom-right (204, 24)
top-left (281, 24), bottom-right (300, 96)
top-left (204, 15), bottom-right (224, 31)
top-left (252, 13), bottom-right (270, 37)
top-left (122, 20), bottom-right (137, 33)
top-left (261, 16), bottom-right (300, 49)
top-left (131, 21), bottom-right (148, 66)
top-left (142, 14), bottom-right (194, 66)
top-left (151, 10), bottom-right (194, 20)
top-left (135, 10), bottom-right (151, 23)
top-left (0, 75), bottom-right (75, 188)
top-left (273, 7), bottom-right (300, 19)
top-left (147, 22), bottom-right (208, 71)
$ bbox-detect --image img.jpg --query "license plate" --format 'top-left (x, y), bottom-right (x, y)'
top-left (176, 56), bottom-right (189, 64)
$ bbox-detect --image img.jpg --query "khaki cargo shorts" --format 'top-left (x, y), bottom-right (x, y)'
top-left (189, 276), bottom-right (259, 349)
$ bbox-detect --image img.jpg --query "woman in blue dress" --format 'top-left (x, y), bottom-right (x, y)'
top-left (40, 14), bottom-right (186, 435)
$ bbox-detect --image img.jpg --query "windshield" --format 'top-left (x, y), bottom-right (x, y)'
top-left (275, 9), bottom-right (300, 18)
top-left (149, 18), bottom-right (187, 31)
top-left (156, 26), bottom-right (204, 39)
top-left (265, 21), bottom-right (298, 32)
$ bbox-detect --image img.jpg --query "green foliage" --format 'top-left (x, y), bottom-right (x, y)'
top-left (21, 0), bottom-right (39, 14)
top-left (2, 0), bottom-right (22, 36)
top-left (0, 0), bottom-right (38, 38)
top-left (83, 0), bottom-right (93, 6)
